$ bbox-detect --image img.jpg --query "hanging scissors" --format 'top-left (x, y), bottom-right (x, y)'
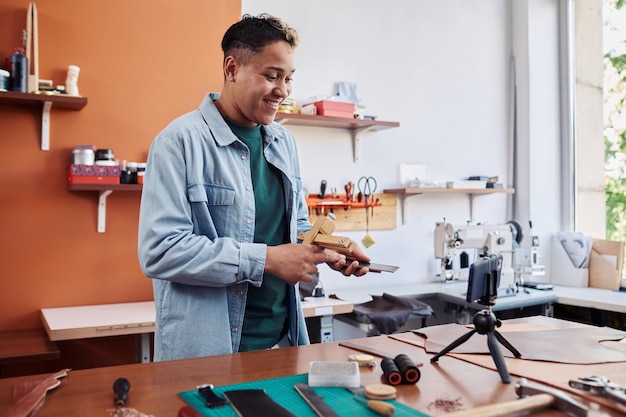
top-left (357, 176), bottom-right (377, 204)
top-left (358, 176), bottom-right (377, 217)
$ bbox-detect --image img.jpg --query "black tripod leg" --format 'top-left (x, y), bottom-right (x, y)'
top-left (493, 330), bottom-right (521, 358)
top-left (430, 330), bottom-right (476, 363)
top-left (486, 331), bottom-right (510, 383)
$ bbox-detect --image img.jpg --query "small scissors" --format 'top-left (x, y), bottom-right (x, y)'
top-left (569, 375), bottom-right (626, 406)
top-left (357, 176), bottom-right (377, 202)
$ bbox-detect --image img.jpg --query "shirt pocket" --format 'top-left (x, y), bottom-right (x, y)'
top-left (188, 183), bottom-right (236, 237)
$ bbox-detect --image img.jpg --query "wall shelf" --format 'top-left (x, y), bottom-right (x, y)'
top-left (68, 183), bottom-right (141, 233)
top-left (383, 187), bottom-right (515, 224)
top-left (274, 113), bottom-right (399, 162)
top-left (0, 91), bottom-right (88, 151)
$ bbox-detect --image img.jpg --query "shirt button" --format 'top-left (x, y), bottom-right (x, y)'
top-left (245, 185), bottom-right (251, 191)
top-left (241, 155), bottom-right (247, 160)
top-left (231, 327), bottom-right (237, 333)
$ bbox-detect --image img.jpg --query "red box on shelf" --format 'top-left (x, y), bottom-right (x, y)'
top-left (68, 164), bottom-right (120, 177)
top-left (313, 100), bottom-right (355, 118)
top-left (67, 175), bottom-right (120, 185)
top-left (67, 164), bottom-right (120, 185)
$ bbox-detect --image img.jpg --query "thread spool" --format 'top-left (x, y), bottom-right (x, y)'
top-left (380, 357), bottom-right (402, 386)
top-left (394, 354), bottom-right (421, 384)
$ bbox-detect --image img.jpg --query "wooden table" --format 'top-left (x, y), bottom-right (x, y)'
top-left (0, 329), bottom-right (59, 376)
top-left (1, 317), bottom-right (623, 417)
top-left (39, 298), bottom-right (354, 363)
top-left (41, 302), bottom-right (155, 363)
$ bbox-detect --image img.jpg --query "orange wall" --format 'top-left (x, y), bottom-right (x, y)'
top-left (0, 0), bottom-right (240, 331)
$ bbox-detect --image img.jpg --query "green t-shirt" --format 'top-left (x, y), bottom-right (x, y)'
top-left (226, 120), bottom-right (290, 352)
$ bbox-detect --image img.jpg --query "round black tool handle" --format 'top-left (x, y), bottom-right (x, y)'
top-left (394, 354), bottom-right (421, 384)
top-left (113, 377), bottom-right (131, 407)
top-left (381, 357), bottom-right (402, 386)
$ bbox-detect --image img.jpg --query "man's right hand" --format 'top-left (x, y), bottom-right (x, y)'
top-left (265, 244), bottom-right (346, 285)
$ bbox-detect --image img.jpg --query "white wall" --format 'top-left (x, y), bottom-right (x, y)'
top-left (242, 0), bottom-right (563, 293)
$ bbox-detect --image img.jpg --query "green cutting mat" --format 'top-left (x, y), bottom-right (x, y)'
top-left (179, 374), bottom-right (429, 417)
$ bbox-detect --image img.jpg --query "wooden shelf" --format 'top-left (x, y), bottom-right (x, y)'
top-left (384, 187), bottom-right (515, 224)
top-left (68, 183), bottom-right (142, 192)
top-left (0, 91), bottom-right (88, 150)
top-left (274, 113), bottom-right (399, 162)
top-left (384, 187), bottom-right (515, 196)
top-left (68, 183), bottom-right (142, 233)
top-left (0, 91), bottom-right (88, 110)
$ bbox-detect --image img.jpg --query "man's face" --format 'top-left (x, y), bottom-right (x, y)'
top-left (231, 41), bottom-right (295, 126)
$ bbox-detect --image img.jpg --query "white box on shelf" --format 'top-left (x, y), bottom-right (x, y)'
top-left (549, 236), bottom-right (589, 287)
top-left (446, 180), bottom-right (487, 189)
top-left (399, 163), bottom-right (428, 187)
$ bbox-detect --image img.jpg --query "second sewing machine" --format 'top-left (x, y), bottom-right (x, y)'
top-left (433, 221), bottom-right (545, 296)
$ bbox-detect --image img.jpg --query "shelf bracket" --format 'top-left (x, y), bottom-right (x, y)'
top-left (351, 125), bottom-right (375, 163)
top-left (399, 195), bottom-right (408, 225)
top-left (98, 190), bottom-right (113, 233)
top-left (41, 100), bottom-right (52, 151)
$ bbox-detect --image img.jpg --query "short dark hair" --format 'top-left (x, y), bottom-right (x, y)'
top-left (221, 13), bottom-right (299, 64)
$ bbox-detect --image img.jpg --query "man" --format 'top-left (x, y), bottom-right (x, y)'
top-left (138, 13), bottom-right (370, 361)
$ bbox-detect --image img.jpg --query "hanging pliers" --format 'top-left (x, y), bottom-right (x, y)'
top-left (569, 375), bottom-right (626, 406)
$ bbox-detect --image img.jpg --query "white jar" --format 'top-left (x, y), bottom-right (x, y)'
top-left (65, 65), bottom-right (80, 96)
top-left (0, 69), bottom-right (9, 92)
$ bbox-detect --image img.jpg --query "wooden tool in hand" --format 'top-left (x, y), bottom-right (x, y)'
top-left (297, 216), bottom-right (398, 273)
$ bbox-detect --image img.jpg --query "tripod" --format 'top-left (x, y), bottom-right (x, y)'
top-left (430, 307), bottom-right (521, 383)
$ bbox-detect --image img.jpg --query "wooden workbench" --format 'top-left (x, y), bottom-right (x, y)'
top-left (0, 316), bottom-right (623, 417)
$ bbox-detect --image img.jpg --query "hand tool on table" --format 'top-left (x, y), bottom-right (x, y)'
top-left (569, 375), bottom-right (626, 406)
top-left (197, 383), bottom-right (227, 408)
top-left (113, 378), bottom-right (130, 407)
top-left (353, 397), bottom-right (396, 416)
top-left (297, 215), bottom-right (399, 273)
top-left (357, 176), bottom-right (377, 248)
top-left (442, 377), bottom-right (588, 417)
top-left (109, 377), bottom-right (154, 417)
top-left (294, 383), bottom-right (339, 417)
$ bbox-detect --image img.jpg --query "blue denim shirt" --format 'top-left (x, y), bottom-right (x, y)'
top-left (138, 94), bottom-right (311, 361)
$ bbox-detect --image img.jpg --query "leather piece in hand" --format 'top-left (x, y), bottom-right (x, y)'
top-left (415, 323), bottom-right (626, 364)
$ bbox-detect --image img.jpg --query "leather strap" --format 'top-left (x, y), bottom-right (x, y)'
top-left (223, 389), bottom-right (296, 417)
top-left (294, 384), bottom-right (339, 417)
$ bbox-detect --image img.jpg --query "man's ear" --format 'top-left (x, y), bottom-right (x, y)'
top-left (224, 56), bottom-right (238, 80)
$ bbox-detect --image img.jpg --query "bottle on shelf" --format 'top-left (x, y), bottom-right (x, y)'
top-left (9, 47), bottom-right (28, 92)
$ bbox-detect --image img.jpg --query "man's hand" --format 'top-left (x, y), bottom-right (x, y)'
top-left (265, 244), bottom-right (346, 285)
top-left (328, 243), bottom-right (370, 277)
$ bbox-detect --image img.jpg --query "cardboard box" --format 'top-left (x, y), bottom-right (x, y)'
top-left (588, 238), bottom-right (624, 290)
top-left (313, 100), bottom-right (355, 118)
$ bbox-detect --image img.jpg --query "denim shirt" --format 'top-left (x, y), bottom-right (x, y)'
top-left (138, 94), bottom-right (311, 361)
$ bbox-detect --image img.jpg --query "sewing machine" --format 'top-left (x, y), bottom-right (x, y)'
top-left (434, 221), bottom-right (520, 293)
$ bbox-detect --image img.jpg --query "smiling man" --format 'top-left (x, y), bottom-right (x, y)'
top-left (138, 14), bottom-right (371, 361)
